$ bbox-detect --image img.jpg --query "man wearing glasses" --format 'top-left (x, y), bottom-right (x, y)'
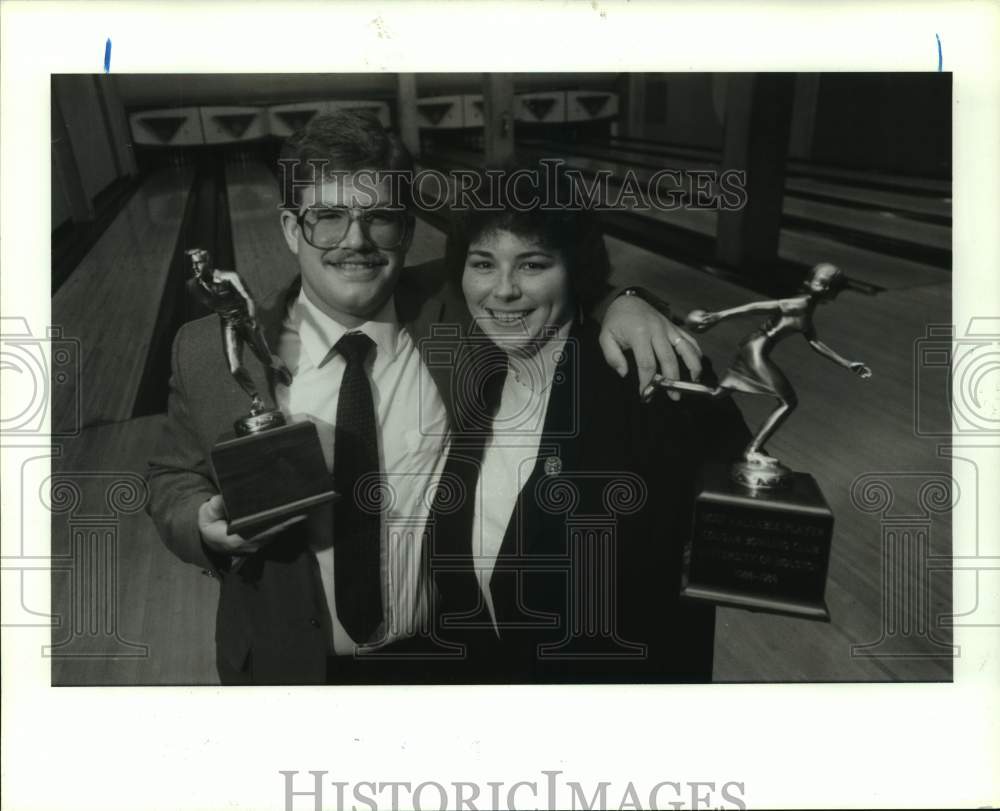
top-left (147, 110), bottom-right (700, 684)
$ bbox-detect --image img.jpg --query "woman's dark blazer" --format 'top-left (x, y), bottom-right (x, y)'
top-left (430, 318), bottom-right (750, 683)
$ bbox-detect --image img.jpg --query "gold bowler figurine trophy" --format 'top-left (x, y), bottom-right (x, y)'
top-left (187, 248), bottom-right (336, 537)
top-left (644, 263), bottom-right (872, 620)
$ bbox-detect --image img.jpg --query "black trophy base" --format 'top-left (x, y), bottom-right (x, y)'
top-left (211, 420), bottom-right (337, 537)
top-left (681, 464), bottom-right (833, 622)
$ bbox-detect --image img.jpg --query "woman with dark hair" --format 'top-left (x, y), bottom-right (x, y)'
top-left (429, 165), bottom-right (750, 683)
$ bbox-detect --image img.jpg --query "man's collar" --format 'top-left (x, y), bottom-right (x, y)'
top-left (292, 287), bottom-right (401, 369)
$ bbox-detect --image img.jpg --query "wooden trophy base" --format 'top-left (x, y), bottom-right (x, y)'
top-left (210, 419), bottom-right (337, 537)
top-left (681, 464), bottom-right (833, 621)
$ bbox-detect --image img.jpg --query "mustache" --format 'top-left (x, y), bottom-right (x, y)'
top-left (323, 251), bottom-right (388, 266)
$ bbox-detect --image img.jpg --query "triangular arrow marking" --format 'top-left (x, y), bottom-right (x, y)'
top-left (141, 116), bottom-right (188, 143)
top-left (276, 109), bottom-right (319, 131)
top-left (418, 102), bottom-right (454, 126)
top-left (576, 94), bottom-right (610, 118)
top-left (523, 98), bottom-right (556, 121)
top-left (215, 113), bottom-right (256, 139)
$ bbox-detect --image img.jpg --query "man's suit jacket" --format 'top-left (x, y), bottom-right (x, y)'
top-left (431, 319), bottom-right (750, 683)
top-left (147, 265), bottom-right (468, 684)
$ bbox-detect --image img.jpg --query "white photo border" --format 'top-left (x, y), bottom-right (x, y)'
top-left (2, 1), bottom-right (998, 809)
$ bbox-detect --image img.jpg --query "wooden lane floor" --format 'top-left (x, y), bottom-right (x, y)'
top-left (514, 144), bottom-right (952, 258)
top-left (786, 176), bottom-right (950, 224)
top-left (604, 235), bottom-right (952, 681)
top-left (428, 147), bottom-right (950, 290)
top-left (777, 228), bottom-right (949, 291)
top-left (560, 137), bottom-right (953, 221)
top-left (51, 168), bottom-right (195, 433)
top-left (225, 161), bottom-right (299, 301)
top-left (404, 217), bottom-right (449, 267)
top-left (225, 161), bottom-right (447, 294)
top-left (50, 415), bottom-right (218, 685)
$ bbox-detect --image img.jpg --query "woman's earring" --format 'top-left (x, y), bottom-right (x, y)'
top-left (576, 303), bottom-right (585, 325)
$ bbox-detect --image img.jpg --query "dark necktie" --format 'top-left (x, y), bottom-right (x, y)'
top-left (332, 331), bottom-right (382, 643)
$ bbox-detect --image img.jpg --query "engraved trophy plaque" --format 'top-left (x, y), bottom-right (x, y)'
top-left (187, 248), bottom-right (337, 537)
top-left (645, 263), bottom-right (872, 620)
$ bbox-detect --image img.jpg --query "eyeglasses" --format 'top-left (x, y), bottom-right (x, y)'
top-left (296, 206), bottom-right (409, 250)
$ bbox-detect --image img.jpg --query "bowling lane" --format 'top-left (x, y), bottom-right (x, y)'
top-left (51, 414), bottom-right (219, 685)
top-left (536, 137), bottom-right (952, 219)
top-left (577, 135), bottom-right (953, 214)
top-left (430, 147), bottom-right (949, 289)
top-left (225, 161), bottom-right (447, 295)
top-left (777, 228), bottom-right (946, 290)
top-left (404, 218), bottom-right (448, 267)
top-left (225, 161), bottom-right (299, 301)
top-left (786, 176), bottom-right (950, 223)
top-left (52, 167), bottom-right (195, 432)
top-left (784, 196), bottom-right (950, 248)
top-left (602, 235), bottom-right (951, 681)
top-left (515, 143), bottom-right (951, 255)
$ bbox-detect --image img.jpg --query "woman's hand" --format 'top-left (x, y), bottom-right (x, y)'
top-left (198, 494), bottom-right (306, 557)
top-left (600, 295), bottom-right (703, 398)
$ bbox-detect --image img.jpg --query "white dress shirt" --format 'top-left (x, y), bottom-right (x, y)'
top-left (470, 324), bottom-right (572, 628)
top-left (275, 288), bottom-right (450, 654)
